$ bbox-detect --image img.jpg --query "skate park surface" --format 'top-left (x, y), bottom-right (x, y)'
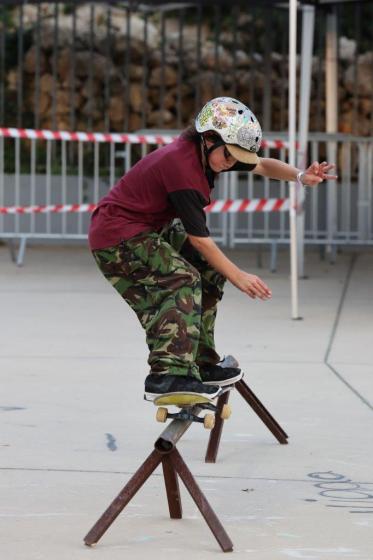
top-left (1, 244), bottom-right (372, 560)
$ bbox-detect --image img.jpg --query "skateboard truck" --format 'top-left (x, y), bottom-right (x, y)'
top-left (155, 399), bottom-right (231, 429)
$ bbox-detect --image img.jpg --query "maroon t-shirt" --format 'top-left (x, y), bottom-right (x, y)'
top-left (88, 136), bottom-right (211, 250)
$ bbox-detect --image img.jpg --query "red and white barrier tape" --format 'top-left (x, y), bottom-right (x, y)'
top-left (0, 127), bottom-right (290, 150)
top-left (0, 203), bottom-right (97, 215)
top-left (205, 198), bottom-right (289, 213)
top-left (0, 198), bottom-right (289, 215)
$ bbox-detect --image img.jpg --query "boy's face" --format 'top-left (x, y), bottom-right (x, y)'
top-left (206, 143), bottom-right (237, 173)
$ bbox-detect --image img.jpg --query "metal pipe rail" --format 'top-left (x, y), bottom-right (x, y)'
top-left (154, 406), bottom-right (202, 453)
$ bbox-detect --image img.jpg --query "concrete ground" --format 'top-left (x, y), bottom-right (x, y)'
top-left (1, 244), bottom-right (372, 560)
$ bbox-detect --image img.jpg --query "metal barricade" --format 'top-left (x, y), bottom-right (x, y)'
top-left (0, 128), bottom-right (372, 267)
top-left (0, 127), bottom-right (237, 265)
top-left (229, 132), bottom-right (373, 267)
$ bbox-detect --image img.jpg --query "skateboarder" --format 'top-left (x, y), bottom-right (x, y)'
top-left (89, 97), bottom-right (337, 401)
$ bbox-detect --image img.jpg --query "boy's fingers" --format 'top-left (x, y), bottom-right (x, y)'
top-left (256, 280), bottom-right (271, 295)
top-left (321, 164), bottom-right (336, 173)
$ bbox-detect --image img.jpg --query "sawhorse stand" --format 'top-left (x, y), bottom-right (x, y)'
top-left (84, 368), bottom-right (288, 552)
top-left (205, 378), bottom-right (288, 463)
top-left (84, 414), bottom-right (234, 552)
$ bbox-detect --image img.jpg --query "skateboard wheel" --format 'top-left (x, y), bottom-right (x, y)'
top-left (156, 407), bottom-right (168, 423)
top-left (203, 413), bottom-right (215, 430)
top-left (220, 404), bottom-right (232, 420)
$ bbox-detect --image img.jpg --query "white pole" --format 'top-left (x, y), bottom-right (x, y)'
top-left (325, 9), bottom-right (338, 256)
top-left (289, 0), bottom-right (300, 319)
top-left (326, 9), bottom-right (338, 134)
top-left (297, 4), bottom-right (315, 278)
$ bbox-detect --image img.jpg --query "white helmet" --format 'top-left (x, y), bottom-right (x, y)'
top-left (195, 97), bottom-right (262, 164)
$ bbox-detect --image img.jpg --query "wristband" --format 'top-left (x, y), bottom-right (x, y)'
top-left (296, 171), bottom-right (305, 184)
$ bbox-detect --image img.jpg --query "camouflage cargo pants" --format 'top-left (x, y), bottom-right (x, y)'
top-left (92, 220), bottom-right (226, 379)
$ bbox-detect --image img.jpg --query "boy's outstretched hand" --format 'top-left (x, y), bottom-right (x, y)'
top-left (301, 161), bottom-right (338, 187)
top-left (233, 270), bottom-right (272, 300)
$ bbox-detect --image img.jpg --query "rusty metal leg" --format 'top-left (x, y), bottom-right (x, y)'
top-left (84, 449), bottom-right (162, 546)
top-left (236, 379), bottom-right (288, 443)
top-left (162, 455), bottom-right (182, 519)
top-left (205, 391), bottom-right (230, 463)
top-left (170, 448), bottom-right (234, 553)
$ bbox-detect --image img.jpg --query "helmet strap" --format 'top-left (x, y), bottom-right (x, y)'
top-left (200, 135), bottom-right (225, 189)
top-left (203, 136), bottom-right (225, 157)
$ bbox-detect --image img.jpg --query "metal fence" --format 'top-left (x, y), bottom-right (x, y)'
top-left (229, 132), bottom-right (373, 267)
top-left (1, 128), bottom-right (372, 267)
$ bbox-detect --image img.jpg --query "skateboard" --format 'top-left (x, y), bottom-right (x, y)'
top-left (154, 386), bottom-right (232, 430)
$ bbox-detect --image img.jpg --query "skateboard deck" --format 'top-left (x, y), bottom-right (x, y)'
top-left (154, 391), bottom-right (222, 407)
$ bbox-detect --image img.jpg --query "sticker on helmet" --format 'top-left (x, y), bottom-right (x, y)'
top-left (237, 125), bottom-right (262, 151)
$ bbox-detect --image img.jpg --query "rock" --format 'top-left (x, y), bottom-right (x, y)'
top-left (201, 44), bottom-right (233, 71)
top-left (149, 66), bottom-right (178, 88)
top-left (359, 97), bottom-right (372, 117)
top-left (6, 69), bottom-right (18, 91)
top-left (106, 8), bottom-right (159, 51)
top-left (235, 49), bottom-right (250, 69)
top-left (344, 51), bottom-right (373, 96)
top-left (32, 4), bottom-right (159, 54)
top-left (150, 51), bottom-right (179, 67)
top-left (147, 109), bottom-right (174, 126)
top-left (41, 116), bottom-right (52, 129)
top-left (92, 120), bottom-right (106, 132)
top-left (108, 71), bottom-right (125, 96)
top-left (80, 79), bottom-right (102, 99)
top-left (271, 52), bottom-right (283, 63)
top-left (237, 69), bottom-right (265, 92)
top-left (37, 91), bottom-right (51, 115)
top-left (110, 118), bottom-right (125, 132)
top-left (339, 36), bottom-right (356, 61)
top-left (56, 90), bottom-right (70, 115)
top-left (61, 75), bottom-right (83, 90)
top-left (129, 83), bottom-right (144, 113)
top-left (39, 16), bottom-right (73, 50)
top-left (237, 13), bottom-right (253, 28)
top-left (40, 73), bottom-right (55, 94)
top-left (163, 89), bottom-right (178, 111)
top-left (108, 95), bottom-right (125, 124)
top-left (56, 116), bottom-right (71, 130)
top-left (175, 22), bottom-right (210, 52)
top-left (339, 111), bottom-right (353, 134)
top-left (128, 64), bottom-right (144, 81)
top-left (74, 51), bottom-right (111, 81)
top-left (24, 46), bottom-right (48, 74)
top-left (57, 49), bottom-right (71, 82)
top-left (81, 97), bottom-right (104, 121)
top-left (179, 95), bottom-right (195, 121)
top-left (128, 111), bottom-right (142, 131)
top-left (23, 4), bottom-right (55, 27)
top-left (198, 71), bottom-right (215, 105)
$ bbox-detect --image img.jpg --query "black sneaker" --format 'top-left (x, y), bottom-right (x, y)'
top-left (199, 364), bottom-right (243, 387)
top-left (144, 374), bottom-right (222, 402)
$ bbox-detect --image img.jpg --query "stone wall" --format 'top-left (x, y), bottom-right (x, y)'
top-left (4, 3), bottom-right (373, 135)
